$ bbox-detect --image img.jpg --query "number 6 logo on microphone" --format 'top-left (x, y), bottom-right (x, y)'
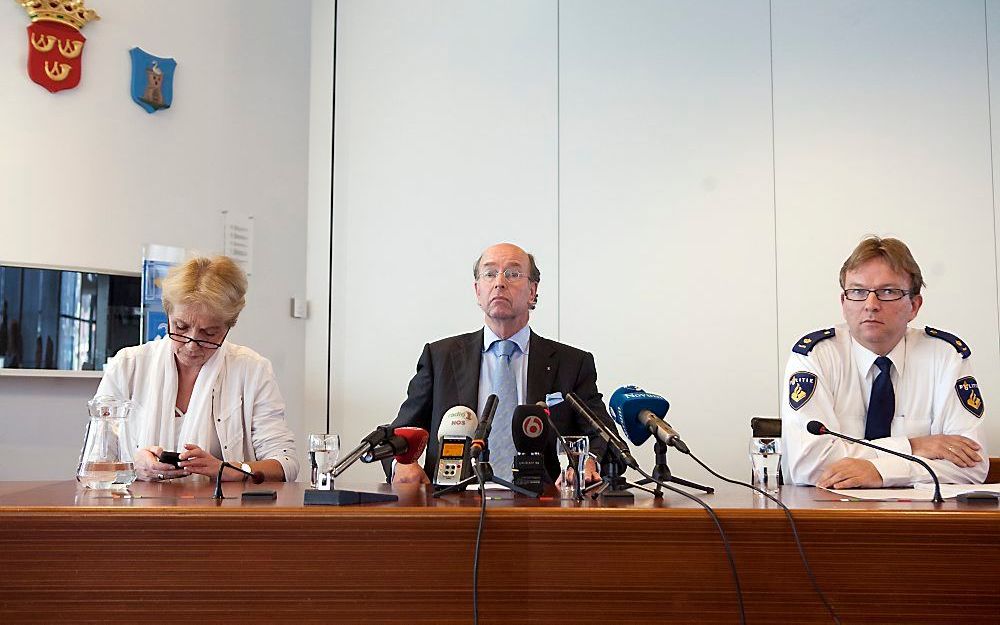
top-left (522, 415), bottom-right (544, 438)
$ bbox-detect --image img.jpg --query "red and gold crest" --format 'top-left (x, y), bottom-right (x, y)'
top-left (15, 0), bottom-right (100, 93)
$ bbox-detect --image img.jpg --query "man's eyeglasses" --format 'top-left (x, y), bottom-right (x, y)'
top-left (168, 332), bottom-right (225, 350)
top-left (478, 268), bottom-right (528, 282)
top-left (843, 288), bottom-right (911, 302)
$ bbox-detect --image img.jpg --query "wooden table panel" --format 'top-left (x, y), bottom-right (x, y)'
top-left (1, 480), bottom-right (998, 624)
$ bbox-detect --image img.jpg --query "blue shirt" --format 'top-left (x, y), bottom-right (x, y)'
top-left (479, 324), bottom-right (530, 417)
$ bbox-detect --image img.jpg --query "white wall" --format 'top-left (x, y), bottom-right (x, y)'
top-left (0, 0), bottom-right (312, 479)
top-left (560, 0), bottom-right (776, 477)
top-left (326, 0), bottom-right (559, 482)
top-left (325, 0), bottom-right (1000, 484)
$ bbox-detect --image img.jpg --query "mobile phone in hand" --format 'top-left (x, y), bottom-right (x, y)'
top-left (158, 451), bottom-right (181, 467)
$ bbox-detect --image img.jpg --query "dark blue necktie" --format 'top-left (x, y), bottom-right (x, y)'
top-left (864, 356), bottom-right (895, 440)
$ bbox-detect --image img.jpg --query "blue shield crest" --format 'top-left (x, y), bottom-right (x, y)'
top-left (130, 47), bottom-right (176, 113)
top-left (788, 371), bottom-right (817, 411)
top-left (955, 376), bottom-right (984, 418)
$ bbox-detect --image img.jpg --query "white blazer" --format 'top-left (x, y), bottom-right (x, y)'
top-left (96, 338), bottom-right (299, 482)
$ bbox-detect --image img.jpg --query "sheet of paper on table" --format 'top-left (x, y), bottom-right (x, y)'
top-left (824, 487), bottom-right (934, 501)
top-left (826, 483), bottom-right (1000, 500)
top-left (913, 483), bottom-right (1000, 498)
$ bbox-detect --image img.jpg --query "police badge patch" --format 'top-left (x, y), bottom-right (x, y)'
top-left (130, 47), bottom-right (176, 113)
top-left (955, 377), bottom-right (984, 418)
top-left (788, 371), bottom-right (817, 411)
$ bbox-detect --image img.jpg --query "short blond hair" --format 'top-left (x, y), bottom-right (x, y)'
top-left (161, 256), bottom-right (247, 327)
top-left (839, 236), bottom-right (925, 296)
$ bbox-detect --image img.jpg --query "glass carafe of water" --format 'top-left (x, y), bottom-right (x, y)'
top-left (76, 396), bottom-right (137, 489)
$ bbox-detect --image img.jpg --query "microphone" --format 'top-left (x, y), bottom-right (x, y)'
top-left (434, 406), bottom-right (478, 487)
top-left (361, 427), bottom-right (429, 464)
top-left (563, 392), bottom-right (640, 470)
top-left (511, 404), bottom-right (550, 495)
top-left (212, 462), bottom-right (265, 499)
top-left (469, 394), bottom-right (498, 460)
top-left (807, 420), bottom-right (944, 503)
top-left (609, 386), bottom-right (689, 454)
top-left (333, 424), bottom-right (395, 478)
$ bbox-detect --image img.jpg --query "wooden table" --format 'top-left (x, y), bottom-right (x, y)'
top-left (1, 479), bottom-right (997, 624)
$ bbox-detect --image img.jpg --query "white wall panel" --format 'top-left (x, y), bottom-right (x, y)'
top-left (331, 0), bottom-right (558, 481)
top-left (988, 0), bottom-right (1000, 454)
top-left (559, 0), bottom-right (776, 480)
top-left (773, 1), bottom-right (1000, 454)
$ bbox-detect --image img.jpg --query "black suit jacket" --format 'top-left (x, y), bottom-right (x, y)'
top-left (390, 328), bottom-right (614, 481)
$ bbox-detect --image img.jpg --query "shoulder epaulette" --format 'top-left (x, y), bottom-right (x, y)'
top-left (792, 328), bottom-right (836, 355)
top-left (925, 326), bottom-right (971, 359)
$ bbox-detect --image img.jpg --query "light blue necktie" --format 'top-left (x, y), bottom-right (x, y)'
top-left (487, 339), bottom-right (518, 482)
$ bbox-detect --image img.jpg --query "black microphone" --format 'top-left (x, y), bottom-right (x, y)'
top-left (564, 392), bottom-right (640, 470)
top-left (361, 428), bottom-right (430, 464)
top-left (511, 404), bottom-right (550, 495)
top-left (333, 424), bottom-right (394, 477)
top-left (212, 462), bottom-right (265, 499)
top-left (469, 394), bottom-right (498, 460)
top-left (361, 435), bottom-right (407, 463)
top-left (807, 420), bottom-right (944, 503)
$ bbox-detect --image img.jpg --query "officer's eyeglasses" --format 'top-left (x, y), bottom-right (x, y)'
top-left (843, 288), bottom-right (911, 302)
top-left (478, 268), bottom-right (528, 282)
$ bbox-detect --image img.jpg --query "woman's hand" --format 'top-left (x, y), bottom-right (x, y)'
top-left (178, 444), bottom-right (233, 479)
top-left (135, 445), bottom-right (189, 481)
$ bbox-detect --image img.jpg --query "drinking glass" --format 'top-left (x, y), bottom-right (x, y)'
top-left (749, 437), bottom-right (781, 494)
top-left (309, 433), bottom-right (340, 489)
top-left (556, 436), bottom-right (590, 499)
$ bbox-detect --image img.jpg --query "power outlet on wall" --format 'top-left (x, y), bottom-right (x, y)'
top-left (291, 297), bottom-right (308, 319)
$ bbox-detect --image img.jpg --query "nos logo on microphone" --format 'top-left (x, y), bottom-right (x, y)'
top-left (522, 416), bottom-right (544, 438)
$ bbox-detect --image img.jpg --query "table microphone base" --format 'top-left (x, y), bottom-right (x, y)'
top-left (303, 489), bottom-right (398, 506)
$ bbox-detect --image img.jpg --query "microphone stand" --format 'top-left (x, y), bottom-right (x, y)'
top-left (815, 425), bottom-right (945, 503)
top-left (635, 440), bottom-right (714, 496)
top-left (212, 462), bottom-right (259, 500)
top-left (587, 456), bottom-right (649, 500)
top-left (434, 446), bottom-right (536, 498)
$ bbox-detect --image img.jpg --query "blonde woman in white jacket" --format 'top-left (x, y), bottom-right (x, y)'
top-left (95, 255), bottom-right (298, 483)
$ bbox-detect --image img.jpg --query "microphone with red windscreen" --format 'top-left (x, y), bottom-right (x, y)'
top-left (361, 427), bottom-right (429, 465)
top-left (393, 427), bottom-right (429, 464)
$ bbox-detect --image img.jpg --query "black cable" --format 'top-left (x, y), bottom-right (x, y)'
top-left (686, 452), bottom-right (841, 625)
top-left (325, 0), bottom-right (338, 435)
top-left (471, 461), bottom-right (487, 625)
top-left (635, 466), bottom-right (745, 625)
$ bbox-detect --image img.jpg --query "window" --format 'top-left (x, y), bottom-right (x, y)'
top-left (0, 265), bottom-right (141, 371)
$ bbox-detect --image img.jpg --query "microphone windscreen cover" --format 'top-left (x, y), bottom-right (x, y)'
top-left (806, 420), bottom-right (825, 435)
top-left (438, 406), bottom-right (478, 439)
top-left (511, 404), bottom-right (549, 453)
top-left (609, 386), bottom-right (668, 446)
top-left (394, 427), bottom-right (429, 464)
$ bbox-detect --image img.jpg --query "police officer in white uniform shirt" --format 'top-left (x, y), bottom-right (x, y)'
top-left (782, 236), bottom-right (988, 489)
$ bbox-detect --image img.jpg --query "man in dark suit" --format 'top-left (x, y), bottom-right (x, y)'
top-left (391, 242), bottom-right (613, 485)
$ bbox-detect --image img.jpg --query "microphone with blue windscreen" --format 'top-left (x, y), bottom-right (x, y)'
top-left (609, 386), bottom-right (688, 453)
